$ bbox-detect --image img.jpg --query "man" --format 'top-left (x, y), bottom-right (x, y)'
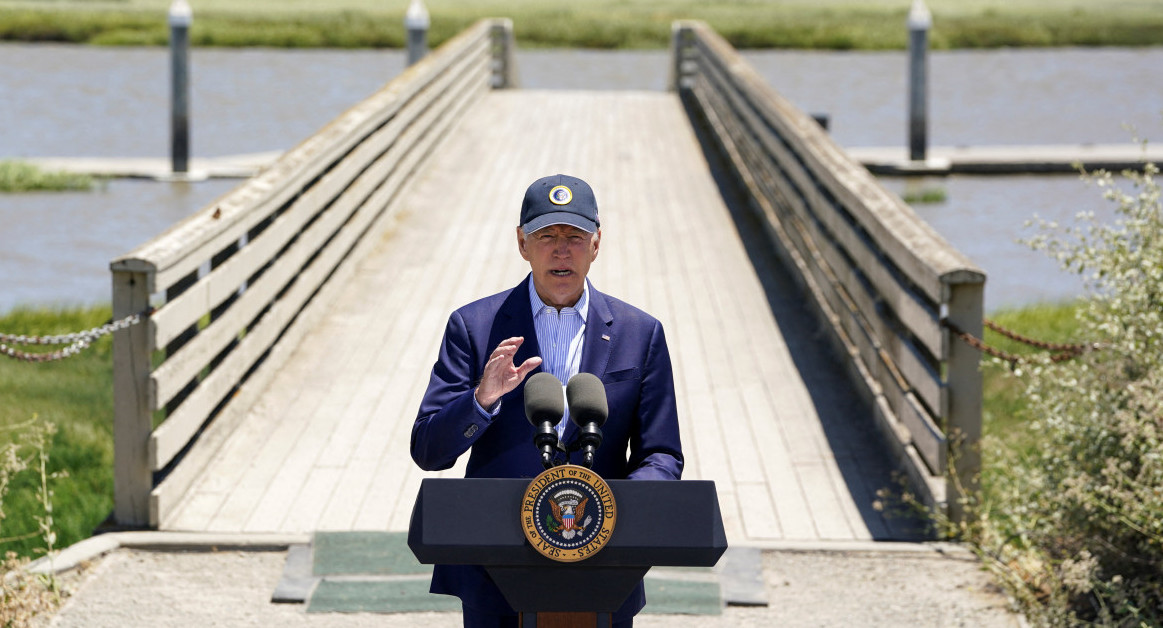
top-left (411, 174), bottom-right (684, 627)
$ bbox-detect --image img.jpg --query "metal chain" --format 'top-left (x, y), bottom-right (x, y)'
top-left (943, 318), bottom-right (1099, 364)
top-left (0, 307), bottom-right (152, 363)
top-left (983, 318), bottom-right (1093, 354)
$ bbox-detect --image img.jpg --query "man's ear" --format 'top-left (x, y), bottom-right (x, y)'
top-left (591, 228), bottom-right (602, 261)
top-left (517, 227), bottom-right (530, 261)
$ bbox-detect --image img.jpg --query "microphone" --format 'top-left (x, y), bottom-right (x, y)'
top-left (566, 373), bottom-right (607, 469)
top-left (524, 372), bottom-right (564, 469)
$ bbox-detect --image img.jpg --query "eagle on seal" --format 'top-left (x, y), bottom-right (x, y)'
top-left (549, 496), bottom-right (589, 533)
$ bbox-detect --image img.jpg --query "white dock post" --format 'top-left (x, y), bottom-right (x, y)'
top-left (169, 0), bottom-right (192, 175)
top-left (907, 0), bottom-right (932, 163)
top-left (405, 0), bottom-right (430, 66)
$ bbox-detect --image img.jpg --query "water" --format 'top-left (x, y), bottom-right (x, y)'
top-left (1, 178), bottom-right (238, 313)
top-left (881, 174), bottom-right (1104, 310)
top-left (2, 44), bottom-right (1161, 314)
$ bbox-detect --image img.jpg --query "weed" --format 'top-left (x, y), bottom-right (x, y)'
top-left (0, 162), bottom-right (92, 193)
top-left (0, 418), bottom-right (65, 625)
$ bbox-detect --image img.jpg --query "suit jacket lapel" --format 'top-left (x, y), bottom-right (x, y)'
top-left (495, 275), bottom-right (542, 377)
top-left (563, 281), bottom-right (614, 445)
top-left (580, 280), bottom-right (614, 378)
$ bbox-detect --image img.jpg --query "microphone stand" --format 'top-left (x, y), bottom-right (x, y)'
top-left (534, 423), bottom-right (558, 470)
top-left (572, 423), bottom-right (603, 469)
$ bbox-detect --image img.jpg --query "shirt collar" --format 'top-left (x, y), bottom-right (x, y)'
top-left (528, 275), bottom-right (589, 323)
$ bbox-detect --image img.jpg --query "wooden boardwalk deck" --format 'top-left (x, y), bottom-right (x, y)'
top-left (164, 89), bottom-right (918, 544)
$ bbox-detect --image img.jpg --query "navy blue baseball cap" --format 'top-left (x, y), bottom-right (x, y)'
top-left (519, 174), bottom-right (600, 234)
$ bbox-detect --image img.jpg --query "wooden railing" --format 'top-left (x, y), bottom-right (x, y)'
top-left (671, 21), bottom-right (985, 516)
top-left (110, 19), bottom-right (518, 527)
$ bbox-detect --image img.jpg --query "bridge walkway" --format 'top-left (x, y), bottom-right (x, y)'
top-left (163, 89), bottom-right (919, 544)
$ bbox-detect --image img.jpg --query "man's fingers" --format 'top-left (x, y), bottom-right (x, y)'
top-left (477, 338), bottom-right (539, 408)
top-left (493, 336), bottom-right (525, 353)
top-left (484, 337), bottom-right (522, 363)
top-left (516, 356), bottom-right (543, 378)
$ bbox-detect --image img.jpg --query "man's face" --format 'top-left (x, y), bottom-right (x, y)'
top-left (517, 224), bottom-right (601, 310)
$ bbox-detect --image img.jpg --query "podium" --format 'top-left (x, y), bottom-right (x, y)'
top-left (408, 477), bottom-right (727, 627)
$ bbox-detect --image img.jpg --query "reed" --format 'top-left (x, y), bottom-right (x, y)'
top-left (0, 306), bottom-right (113, 559)
top-left (1, 0), bottom-right (1161, 49)
top-left (0, 162), bottom-right (92, 193)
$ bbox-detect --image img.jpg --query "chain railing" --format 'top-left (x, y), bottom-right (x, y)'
top-left (943, 317), bottom-right (1102, 364)
top-left (0, 308), bottom-right (152, 363)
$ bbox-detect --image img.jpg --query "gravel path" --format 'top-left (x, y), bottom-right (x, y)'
top-left (45, 546), bottom-right (1022, 627)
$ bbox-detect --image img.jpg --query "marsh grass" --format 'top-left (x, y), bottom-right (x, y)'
top-left (902, 186), bottom-right (948, 204)
top-left (2, 0), bottom-right (1162, 49)
top-left (0, 162), bottom-right (92, 193)
top-left (0, 306), bottom-right (113, 560)
top-left (980, 302), bottom-right (1083, 480)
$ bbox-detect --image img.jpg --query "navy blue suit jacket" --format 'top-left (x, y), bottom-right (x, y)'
top-left (411, 275), bottom-right (684, 616)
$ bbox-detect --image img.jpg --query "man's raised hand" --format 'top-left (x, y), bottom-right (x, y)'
top-left (474, 336), bottom-right (543, 410)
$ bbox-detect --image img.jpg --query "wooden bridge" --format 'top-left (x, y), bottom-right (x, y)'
top-left (110, 20), bottom-right (984, 546)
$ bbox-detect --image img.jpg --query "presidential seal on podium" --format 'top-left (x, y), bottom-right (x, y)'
top-left (521, 464), bottom-right (617, 562)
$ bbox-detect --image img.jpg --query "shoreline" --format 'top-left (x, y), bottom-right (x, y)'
top-left (2, 3), bottom-right (1162, 50)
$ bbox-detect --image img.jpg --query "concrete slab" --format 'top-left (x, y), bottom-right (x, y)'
top-left (43, 543), bottom-right (1024, 627)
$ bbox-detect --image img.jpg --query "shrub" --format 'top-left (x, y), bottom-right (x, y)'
top-left (968, 159), bottom-right (1163, 625)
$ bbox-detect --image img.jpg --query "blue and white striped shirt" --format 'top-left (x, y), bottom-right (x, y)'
top-left (473, 279), bottom-right (589, 432)
top-left (528, 278), bottom-right (589, 437)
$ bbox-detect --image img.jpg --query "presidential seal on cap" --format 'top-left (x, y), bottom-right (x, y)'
top-left (520, 174), bottom-right (599, 234)
top-left (548, 185), bottom-right (573, 206)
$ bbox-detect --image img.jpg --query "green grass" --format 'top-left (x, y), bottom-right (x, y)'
top-left (0, 306), bottom-right (114, 559)
top-left (1, 0), bottom-right (1162, 49)
top-left (979, 301), bottom-right (1083, 471)
top-left (902, 186), bottom-right (948, 204)
top-left (0, 161), bottom-right (93, 193)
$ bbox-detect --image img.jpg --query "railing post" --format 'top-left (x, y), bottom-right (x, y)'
top-left (112, 269), bottom-right (154, 527)
top-left (405, 0), bottom-right (430, 66)
top-left (944, 278), bottom-right (983, 525)
top-left (907, 0), bottom-right (931, 162)
top-left (490, 18), bottom-right (518, 89)
top-left (169, 0), bottom-right (192, 176)
top-left (668, 22), bottom-right (694, 92)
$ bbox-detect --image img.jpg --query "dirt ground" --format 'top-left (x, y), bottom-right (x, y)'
top-left (40, 545), bottom-right (1023, 627)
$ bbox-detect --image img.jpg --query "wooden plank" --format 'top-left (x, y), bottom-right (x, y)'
top-left (896, 335), bottom-right (943, 420)
top-left (151, 72), bottom-right (489, 526)
top-left (161, 83), bottom-right (474, 527)
top-left (162, 90), bottom-right (913, 544)
top-left (740, 382), bottom-right (816, 540)
top-left (112, 270), bottom-right (153, 527)
top-left (899, 392), bottom-right (947, 475)
top-left (945, 280), bottom-right (984, 522)
top-left (313, 141), bottom-right (495, 529)
top-left (147, 60), bottom-right (489, 470)
top-left (736, 482), bottom-right (782, 540)
top-left (687, 79), bottom-right (934, 538)
top-left (337, 115), bottom-right (517, 530)
top-left (664, 87), bottom-right (869, 543)
top-left (696, 50), bottom-right (946, 359)
top-left (688, 47), bottom-right (956, 489)
top-left (150, 46), bottom-right (490, 404)
top-left (687, 24), bottom-right (983, 304)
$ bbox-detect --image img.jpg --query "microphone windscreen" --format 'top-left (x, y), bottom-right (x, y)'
top-left (524, 372), bottom-right (564, 427)
top-left (566, 373), bottom-right (608, 427)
